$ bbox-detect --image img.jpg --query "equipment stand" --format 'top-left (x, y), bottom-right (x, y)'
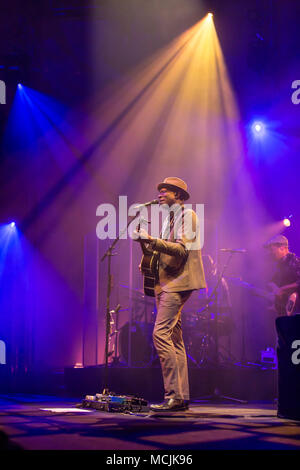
top-left (197, 252), bottom-right (247, 404)
top-left (100, 212), bottom-right (142, 395)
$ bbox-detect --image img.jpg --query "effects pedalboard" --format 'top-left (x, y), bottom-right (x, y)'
top-left (78, 393), bottom-right (149, 413)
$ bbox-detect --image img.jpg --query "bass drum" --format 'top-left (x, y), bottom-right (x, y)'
top-left (119, 321), bottom-right (154, 366)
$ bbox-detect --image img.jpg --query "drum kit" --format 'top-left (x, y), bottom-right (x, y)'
top-left (182, 305), bottom-right (234, 367)
top-left (111, 285), bottom-right (234, 368)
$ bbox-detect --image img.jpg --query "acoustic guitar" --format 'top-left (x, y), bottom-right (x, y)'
top-left (139, 241), bottom-right (159, 297)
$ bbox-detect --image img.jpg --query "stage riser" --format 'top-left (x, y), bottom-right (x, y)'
top-left (0, 366), bottom-right (65, 395)
top-left (64, 367), bottom-right (276, 402)
top-left (0, 365), bottom-right (276, 401)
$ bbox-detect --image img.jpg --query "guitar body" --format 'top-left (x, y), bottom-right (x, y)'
top-left (285, 293), bottom-right (298, 316)
top-left (139, 242), bottom-right (159, 297)
top-left (268, 282), bottom-right (298, 316)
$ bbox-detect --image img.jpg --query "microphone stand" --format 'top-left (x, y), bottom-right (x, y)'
top-left (100, 211), bottom-right (143, 395)
top-left (197, 252), bottom-right (247, 404)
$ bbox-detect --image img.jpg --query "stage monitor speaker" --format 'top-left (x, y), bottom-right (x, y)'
top-left (276, 315), bottom-right (300, 420)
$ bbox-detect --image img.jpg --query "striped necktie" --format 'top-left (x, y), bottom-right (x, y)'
top-left (161, 209), bottom-right (176, 239)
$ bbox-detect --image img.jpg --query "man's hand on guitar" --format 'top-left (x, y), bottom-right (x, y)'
top-left (133, 228), bottom-right (154, 243)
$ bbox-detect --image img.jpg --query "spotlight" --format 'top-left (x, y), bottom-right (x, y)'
top-left (208, 12), bottom-right (213, 18)
top-left (251, 121), bottom-right (265, 136)
top-left (17, 83), bottom-right (22, 88)
top-left (283, 215), bottom-right (293, 227)
top-left (10, 222), bottom-right (16, 228)
top-left (254, 123), bottom-right (262, 132)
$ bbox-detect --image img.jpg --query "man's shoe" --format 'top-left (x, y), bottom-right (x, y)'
top-left (150, 398), bottom-right (186, 412)
top-left (183, 400), bottom-right (189, 410)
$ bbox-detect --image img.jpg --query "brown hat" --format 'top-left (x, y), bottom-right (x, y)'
top-left (157, 177), bottom-right (190, 200)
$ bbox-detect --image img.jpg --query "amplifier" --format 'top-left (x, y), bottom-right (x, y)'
top-left (276, 315), bottom-right (300, 420)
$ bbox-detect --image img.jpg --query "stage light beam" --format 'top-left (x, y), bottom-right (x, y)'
top-left (89, 11), bottom-right (245, 226)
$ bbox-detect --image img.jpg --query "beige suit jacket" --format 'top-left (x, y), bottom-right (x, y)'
top-left (152, 206), bottom-right (206, 294)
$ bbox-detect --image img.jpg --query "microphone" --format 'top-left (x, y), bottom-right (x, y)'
top-left (220, 248), bottom-right (247, 254)
top-left (133, 199), bottom-right (159, 209)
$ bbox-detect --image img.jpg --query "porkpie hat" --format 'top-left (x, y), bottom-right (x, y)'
top-left (157, 177), bottom-right (190, 200)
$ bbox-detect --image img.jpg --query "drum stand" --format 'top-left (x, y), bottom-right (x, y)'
top-left (185, 324), bottom-right (212, 368)
top-left (186, 352), bottom-right (201, 367)
top-left (197, 252), bottom-right (247, 404)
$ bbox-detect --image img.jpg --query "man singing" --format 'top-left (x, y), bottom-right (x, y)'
top-left (135, 177), bottom-right (206, 411)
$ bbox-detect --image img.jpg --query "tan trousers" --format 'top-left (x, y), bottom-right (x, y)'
top-left (153, 290), bottom-right (192, 400)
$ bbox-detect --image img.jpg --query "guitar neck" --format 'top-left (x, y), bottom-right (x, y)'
top-left (232, 279), bottom-right (275, 301)
top-left (250, 287), bottom-right (274, 301)
top-left (139, 239), bottom-right (153, 255)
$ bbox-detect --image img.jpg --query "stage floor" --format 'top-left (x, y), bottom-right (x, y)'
top-left (0, 394), bottom-right (300, 451)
